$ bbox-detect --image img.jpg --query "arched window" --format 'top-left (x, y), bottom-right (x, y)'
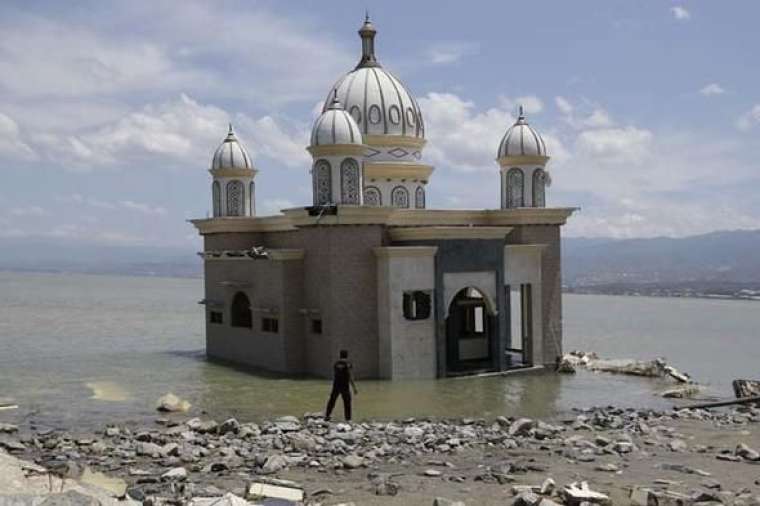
top-left (340, 158), bottom-right (361, 205)
top-left (226, 180), bottom-right (245, 216)
top-left (230, 292), bottom-right (252, 328)
top-left (506, 168), bottom-right (524, 208)
top-left (249, 181), bottom-right (255, 215)
top-left (313, 160), bottom-right (332, 205)
top-left (414, 186), bottom-right (425, 209)
top-left (391, 186), bottom-right (409, 208)
top-left (212, 181), bottom-right (221, 217)
top-left (364, 186), bottom-right (381, 206)
top-left (532, 169), bottom-right (546, 208)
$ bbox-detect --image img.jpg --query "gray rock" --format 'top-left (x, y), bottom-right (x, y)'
top-left (260, 454), bottom-right (288, 475)
top-left (219, 418), bottom-right (240, 435)
top-left (736, 443), bottom-right (760, 461)
top-left (342, 454), bottom-right (363, 469)
top-left (161, 466), bottom-right (188, 481)
top-left (423, 469), bottom-right (442, 477)
top-left (508, 418), bottom-right (535, 437)
top-left (0, 423), bottom-right (18, 433)
top-left (136, 442), bottom-right (162, 457)
top-left (433, 498), bottom-right (466, 506)
top-left (155, 392), bottom-right (191, 413)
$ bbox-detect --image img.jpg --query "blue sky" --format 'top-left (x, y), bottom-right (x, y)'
top-left (0, 0), bottom-right (759, 247)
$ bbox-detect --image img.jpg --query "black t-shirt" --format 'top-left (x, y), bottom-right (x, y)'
top-left (333, 359), bottom-right (352, 390)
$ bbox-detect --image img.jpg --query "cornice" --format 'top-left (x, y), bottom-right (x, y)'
top-left (209, 168), bottom-right (258, 178)
top-left (364, 135), bottom-right (426, 149)
top-left (497, 155), bottom-right (550, 167)
top-left (307, 144), bottom-right (367, 157)
top-left (364, 163), bottom-right (434, 181)
top-left (190, 207), bottom-right (578, 234)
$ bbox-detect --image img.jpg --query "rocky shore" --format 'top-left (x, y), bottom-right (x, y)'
top-left (2, 402), bottom-right (760, 505)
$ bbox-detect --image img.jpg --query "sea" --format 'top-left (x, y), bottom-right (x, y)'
top-left (0, 271), bottom-right (758, 430)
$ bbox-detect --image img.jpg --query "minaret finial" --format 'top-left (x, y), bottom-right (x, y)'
top-left (228, 122), bottom-right (234, 134)
top-left (519, 105), bottom-right (524, 118)
top-left (356, 12), bottom-right (379, 69)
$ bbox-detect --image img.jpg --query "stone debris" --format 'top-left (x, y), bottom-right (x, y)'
top-left (563, 351), bottom-right (693, 384)
top-left (247, 481), bottom-right (303, 502)
top-left (561, 481), bottom-right (611, 505)
top-left (0, 402), bottom-right (759, 504)
top-left (155, 392), bottom-right (191, 413)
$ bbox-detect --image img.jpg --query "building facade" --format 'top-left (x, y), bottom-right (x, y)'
top-left (192, 17), bottom-right (575, 379)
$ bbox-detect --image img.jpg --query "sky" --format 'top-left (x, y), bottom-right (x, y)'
top-left (0, 0), bottom-right (759, 248)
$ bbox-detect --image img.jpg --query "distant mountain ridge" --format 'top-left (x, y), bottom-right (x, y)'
top-left (563, 229), bottom-right (760, 289)
top-left (1, 230), bottom-right (759, 291)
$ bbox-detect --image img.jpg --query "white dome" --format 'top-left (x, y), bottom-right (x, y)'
top-left (497, 108), bottom-right (547, 159)
top-left (211, 125), bottom-right (253, 171)
top-left (310, 96), bottom-right (363, 146)
top-left (322, 17), bottom-right (425, 140)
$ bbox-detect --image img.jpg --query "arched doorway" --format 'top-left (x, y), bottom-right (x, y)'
top-left (446, 287), bottom-right (496, 373)
top-left (230, 292), bottom-right (252, 328)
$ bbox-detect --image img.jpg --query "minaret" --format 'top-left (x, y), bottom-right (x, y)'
top-left (496, 106), bottom-right (550, 208)
top-left (210, 124), bottom-right (257, 217)
top-left (307, 93), bottom-right (366, 206)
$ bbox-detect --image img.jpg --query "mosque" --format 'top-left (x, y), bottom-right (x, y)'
top-left (192, 16), bottom-right (575, 379)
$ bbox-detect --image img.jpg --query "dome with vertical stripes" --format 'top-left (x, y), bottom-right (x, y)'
top-left (211, 124), bottom-right (253, 171)
top-left (497, 107), bottom-right (548, 159)
top-left (322, 15), bottom-right (425, 141)
top-left (310, 96), bottom-right (363, 146)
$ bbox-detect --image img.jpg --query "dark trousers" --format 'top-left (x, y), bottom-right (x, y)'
top-left (325, 387), bottom-right (352, 421)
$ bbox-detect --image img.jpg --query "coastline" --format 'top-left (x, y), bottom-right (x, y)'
top-left (2, 405), bottom-right (760, 505)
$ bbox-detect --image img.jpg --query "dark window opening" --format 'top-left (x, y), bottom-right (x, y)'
top-left (262, 317), bottom-right (279, 333)
top-left (209, 311), bottom-right (223, 324)
top-left (403, 291), bottom-right (432, 320)
top-left (311, 319), bottom-right (323, 334)
top-left (230, 292), bottom-right (252, 328)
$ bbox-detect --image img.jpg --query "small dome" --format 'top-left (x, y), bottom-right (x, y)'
top-left (322, 15), bottom-right (425, 141)
top-left (211, 124), bottom-right (253, 171)
top-left (497, 107), bottom-right (547, 159)
top-left (310, 95), bottom-right (363, 146)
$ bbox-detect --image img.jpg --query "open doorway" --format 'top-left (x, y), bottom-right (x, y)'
top-left (446, 287), bottom-right (495, 373)
top-left (507, 284), bottom-right (533, 367)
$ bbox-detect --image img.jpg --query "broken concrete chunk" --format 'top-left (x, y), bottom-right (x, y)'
top-left (562, 481), bottom-right (611, 505)
top-left (155, 392), bottom-right (191, 413)
top-left (247, 481), bottom-right (304, 502)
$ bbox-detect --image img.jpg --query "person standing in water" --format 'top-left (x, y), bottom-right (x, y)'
top-left (324, 350), bottom-right (358, 421)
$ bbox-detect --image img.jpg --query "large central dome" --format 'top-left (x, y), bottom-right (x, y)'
top-left (322, 16), bottom-right (425, 141)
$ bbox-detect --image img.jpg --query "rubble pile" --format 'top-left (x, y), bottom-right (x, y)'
top-left (1, 400), bottom-right (760, 505)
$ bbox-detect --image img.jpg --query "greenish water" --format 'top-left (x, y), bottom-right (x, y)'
top-left (0, 271), bottom-right (758, 429)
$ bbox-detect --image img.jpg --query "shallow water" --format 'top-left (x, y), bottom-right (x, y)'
top-left (0, 271), bottom-right (757, 429)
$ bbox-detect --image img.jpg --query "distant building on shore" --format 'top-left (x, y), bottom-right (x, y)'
top-left (192, 16), bottom-right (575, 379)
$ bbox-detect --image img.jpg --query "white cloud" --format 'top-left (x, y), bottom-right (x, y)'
top-left (554, 97), bottom-right (613, 129)
top-left (119, 200), bottom-right (168, 216)
top-left (555, 96), bottom-right (574, 115)
top-left (671, 6), bottom-right (690, 21)
top-left (499, 96), bottom-right (544, 115)
top-left (238, 115), bottom-right (310, 170)
top-left (426, 42), bottom-right (479, 65)
top-left (699, 83), bottom-right (725, 96)
top-left (737, 105), bottom-right (760, 131)
top-left (575, 127), bottom-right (652, 164)
top-left (9, 206), bottom-right (46, 217)
top-left (0, 113), bottom-right (36, 160)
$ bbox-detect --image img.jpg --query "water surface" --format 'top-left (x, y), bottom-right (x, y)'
top-left (0, 271), bottom-right (757, 429)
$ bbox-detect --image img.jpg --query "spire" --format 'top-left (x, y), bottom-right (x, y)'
top-left (328, 89), bottom-right (343, 110)
top-left (515, 105), bottom-right (527, 125)
top-left (356, 12), bottom-right (380, 69)
top-left (225, 123), bottom-right (236, 142)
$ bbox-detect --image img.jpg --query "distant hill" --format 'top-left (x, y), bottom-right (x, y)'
top-left (0, 238), bottom-right (201, 278)
top-left (2, 230), bottom-right (760, 296)
top-left (563, 229), bottom-right (760, 298)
